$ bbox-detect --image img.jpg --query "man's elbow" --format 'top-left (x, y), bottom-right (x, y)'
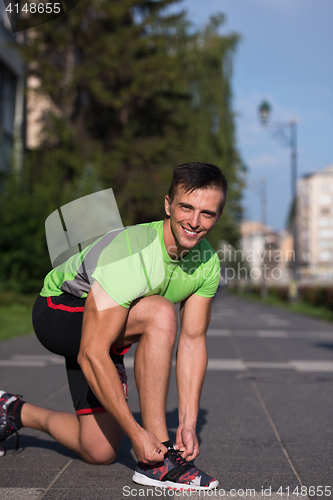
top-left (77, 346), bottom-right (94, 371)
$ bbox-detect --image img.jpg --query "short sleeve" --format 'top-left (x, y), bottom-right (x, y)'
top-left (91, 226), bottom-right (165, 307)
top-left (194, 251), bottom-right (220, 298)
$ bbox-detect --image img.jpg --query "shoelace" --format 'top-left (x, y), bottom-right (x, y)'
top-left (166, 448), bottom-right (193, 468)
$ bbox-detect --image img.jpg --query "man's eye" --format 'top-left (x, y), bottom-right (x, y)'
top-left (182, 206), bottom-right (191, 211)
top-left (203, 213), bottom-right (213, 218)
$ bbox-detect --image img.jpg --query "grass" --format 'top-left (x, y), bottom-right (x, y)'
top-left (232, 289), bottom-right (333, 322)
top-left (2, 288), bottom-right (333, 344)
top-left (0, 292), bottom-right (38, 342)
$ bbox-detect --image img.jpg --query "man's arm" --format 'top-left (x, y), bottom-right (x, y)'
top-left (77, 281), bottom-right (167, 464)
top-left (175, 293), bottom-right (212, 461)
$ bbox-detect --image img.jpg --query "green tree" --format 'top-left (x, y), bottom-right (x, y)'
top-left (0, 1), bottom-right (245, 291)
top-left (173, 14), bottom-right (245, 248)
top-left (0, 152), bottom-right (66, 292)
top-left (20, 0), bottom-right (191, 222)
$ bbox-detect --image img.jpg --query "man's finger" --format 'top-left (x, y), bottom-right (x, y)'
top-left (160, 444), bottom-right (168, 455)
top-left (183, 442), bottom-right (194, 457)
top-left (153, 451), bottom-right (165, 462)
top-left (154, 443), bottom-right (168, 460)
top-left (183, 449), bottom-right (197, 461)
top-left (148, 449), bottom-right (164, 464)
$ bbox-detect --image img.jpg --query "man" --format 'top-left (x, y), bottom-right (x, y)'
top-left (0, 162), bottom-right (227, 491)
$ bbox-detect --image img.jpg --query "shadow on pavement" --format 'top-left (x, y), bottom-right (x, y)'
top-left (313, 341), bottom-right (333, 351)
top-left (12, 436), bottom-right (77, 459)
top-left (4, 407), bottom-right (208, 470)
top-left (115, 407), bottom-right (208, 470)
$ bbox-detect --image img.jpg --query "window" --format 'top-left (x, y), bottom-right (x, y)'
top-left (319, 241), bottom-right (333, 249)
top-left (319, 194), bottom-right (331, 205)
top-left (302, 252), bottom-right (310, 262)
top-left (302, 183), bottom-right (309, 195)
top-left (319, 229), bottom-right (333, 238)
top-left (319, 218), bottom-right (330, 227)
top-left (302, 195), bottom-right (310, 207)
top-left (0, 62), bottom-right (17, 176)
top-left (319, 251), bottom-right (332, 262)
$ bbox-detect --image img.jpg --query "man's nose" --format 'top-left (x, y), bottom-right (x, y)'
top-left (188, 212), bottom-right (200, 228)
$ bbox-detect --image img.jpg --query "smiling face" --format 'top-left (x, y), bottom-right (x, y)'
top-left (164, 185), bottom-right (224, 259)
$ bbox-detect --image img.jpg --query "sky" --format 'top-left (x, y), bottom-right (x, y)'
top-left (176, 0), bottom-right (333, 231)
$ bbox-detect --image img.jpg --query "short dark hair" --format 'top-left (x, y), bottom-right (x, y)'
top-left (168, 162), bottom-right (228, 212)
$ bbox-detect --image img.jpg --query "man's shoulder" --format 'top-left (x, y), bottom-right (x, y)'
top-left (138, 220), bottom-right (163, 231)
top-left (198, 237), bottom-right (216, 252)
top-left (106, 221), bottom-right (162, 256)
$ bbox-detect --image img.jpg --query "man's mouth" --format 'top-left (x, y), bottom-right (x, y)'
top-left (182, 226), bottom-right (200, 237)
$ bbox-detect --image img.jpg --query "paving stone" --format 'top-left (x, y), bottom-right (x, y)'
top-left (2, 290), bottom-right (333, 498)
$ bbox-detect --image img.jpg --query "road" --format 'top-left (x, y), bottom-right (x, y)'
top-left (0, 289), bottom-right (333, 500)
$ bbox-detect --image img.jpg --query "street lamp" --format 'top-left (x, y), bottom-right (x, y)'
top-left (258, 100), bottom-right (271, 125)
top-left (258, 100), bottom-right (298, 297)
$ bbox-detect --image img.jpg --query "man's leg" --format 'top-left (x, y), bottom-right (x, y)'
top-left (114, 295), bottom-right (178, 443)
top-left (21, 404), bottom-right (123, 464)
top-left (3, 295), bottom-right (177, 462)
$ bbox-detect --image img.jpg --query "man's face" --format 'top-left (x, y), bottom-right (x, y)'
top-left (164, 186), bottom-right (224, 257)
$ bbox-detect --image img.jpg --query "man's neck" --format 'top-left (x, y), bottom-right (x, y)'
top-left (163, 219), bottom-right (188, 261)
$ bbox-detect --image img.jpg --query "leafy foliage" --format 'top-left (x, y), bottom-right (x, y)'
top-left (1, 0), bottom-right (244, 291)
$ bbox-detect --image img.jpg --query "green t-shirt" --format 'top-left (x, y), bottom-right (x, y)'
top-left (41, 220), bottom-right (220, 307)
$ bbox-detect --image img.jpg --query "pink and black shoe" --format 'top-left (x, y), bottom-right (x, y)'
top-left (0, 391), bottom-right (23, 456)
top-left (132, 446), bottom-right (219, 491)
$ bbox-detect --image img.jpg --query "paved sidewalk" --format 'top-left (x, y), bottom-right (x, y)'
top-left (0, 289), bottom-right (333, 500)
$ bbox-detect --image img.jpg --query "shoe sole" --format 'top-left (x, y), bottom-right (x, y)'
top-left (132, 471), bottom-right (219, 491)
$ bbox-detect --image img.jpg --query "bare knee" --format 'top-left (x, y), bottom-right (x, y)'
top-left (144, 296), bottom-right (178, 342)
top-left (78, 413), bottom-right (122, 466)
top-left (81, 445), bottom-right (118, 465)
top-left (123, 295), bottom-right (178, 348)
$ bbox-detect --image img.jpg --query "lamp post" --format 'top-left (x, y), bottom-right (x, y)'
top-left (258, 100), bottom-right (298, 297)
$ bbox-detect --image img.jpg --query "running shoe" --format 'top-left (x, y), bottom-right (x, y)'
top-left (132, 446), bottom-right (219, 491)
top-left (0, 391), bottom-right (22, 456)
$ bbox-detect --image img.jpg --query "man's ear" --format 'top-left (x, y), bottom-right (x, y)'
top-left (165, 195), bottom-right (171, 217)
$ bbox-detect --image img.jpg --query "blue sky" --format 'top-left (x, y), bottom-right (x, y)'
top-left (178, 0), bottom-right (333, 230)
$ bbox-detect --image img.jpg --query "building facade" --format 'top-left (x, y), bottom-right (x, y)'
top-left (0, 4), bottom-right (25, 188)
top-left (297, 164), bottom-right (333, 281)
top-left (239, 221), bottom-right (293, 285)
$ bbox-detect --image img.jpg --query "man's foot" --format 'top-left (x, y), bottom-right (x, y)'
top-left (132, 446), bottom-right (219, 491)
top-left (0, 391), bottom-right (22, 456)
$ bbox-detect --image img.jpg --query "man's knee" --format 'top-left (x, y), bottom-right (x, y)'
top-left (78, 416), bottom-right (122, 466)
top-left (81, 445), bottom-right (118, 465)
top-left (145, 296), bottom-right (178, 339)
top-left (125, 295), bottom-right (178, 346)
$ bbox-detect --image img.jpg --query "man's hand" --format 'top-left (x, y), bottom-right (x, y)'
top-left (131, 428), bottom-right (168, 465)
top-left (174, 425), bottom-right (199, 461)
